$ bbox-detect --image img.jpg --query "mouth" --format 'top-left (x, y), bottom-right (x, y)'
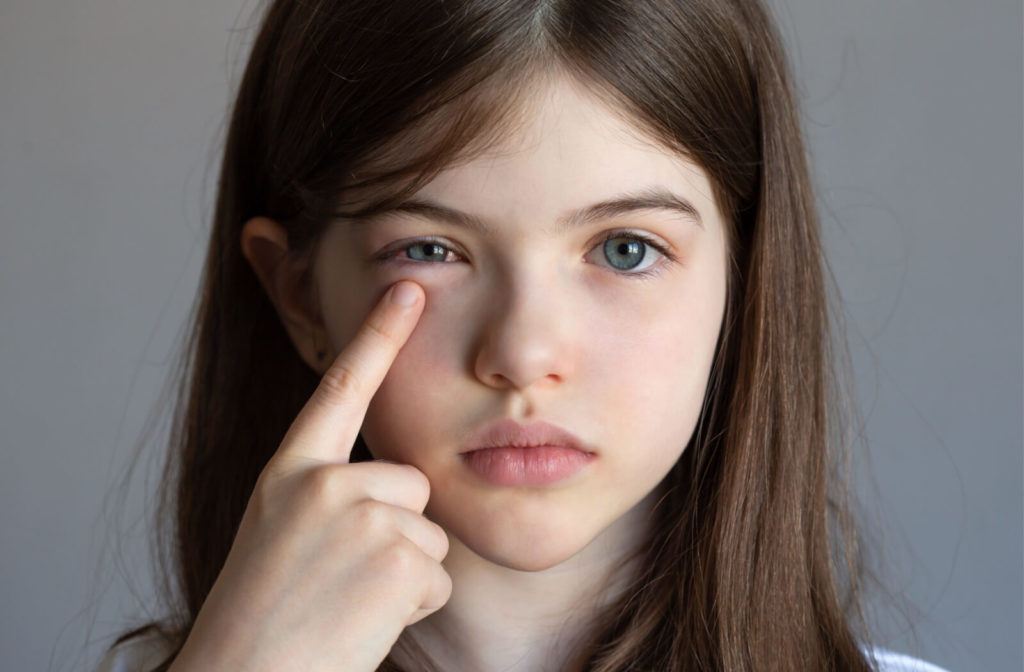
top-left (459, 419), bottom-right (596, 486)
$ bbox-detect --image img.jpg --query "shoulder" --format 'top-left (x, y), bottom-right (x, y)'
top-left (94, 628), bottom-right (176, 672)
top-left (863, 645), bottom-right (950, 672)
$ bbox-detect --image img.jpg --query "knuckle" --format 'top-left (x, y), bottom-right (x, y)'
top-left (351, 498), bottom-right (389, 532)
top-left (252, 463), bottom-right (300, 517)
top-left (295, 465), bottom-right (344, 510)
top-left (401, 466), bottom-right (431, 500)
top-left (431, 522), bottom-right (450, 556)
top-left (377, 539), bottom-right (420, 578)
top-left (420, 563), bottom-right (452, 613)
top-left (362, 315), bottom-right (398, 349)
top-left (316, 362), bottom-right (362, 404)
top-left (386, 464), bottom-right (430, 506)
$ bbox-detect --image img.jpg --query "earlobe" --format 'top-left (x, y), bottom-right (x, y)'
top-left (240, 216), bottom-right (329, 371)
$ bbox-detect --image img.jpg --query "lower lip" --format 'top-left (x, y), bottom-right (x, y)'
top-left (460, 445), bottom-right (595, 486)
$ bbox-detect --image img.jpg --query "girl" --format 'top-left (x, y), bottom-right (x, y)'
top-left (96, 1), bottom-right (948, 670)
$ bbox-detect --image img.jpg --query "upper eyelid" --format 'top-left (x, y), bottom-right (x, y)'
top-left (598, 228), bottom-right (672, 251)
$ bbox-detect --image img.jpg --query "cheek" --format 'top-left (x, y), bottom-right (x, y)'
top-left (586, 274), bottom-right (725, 455)
top-left (590, 311), bottom-right (702, 428)
top-left (353, 286), bottom-right (468, 462)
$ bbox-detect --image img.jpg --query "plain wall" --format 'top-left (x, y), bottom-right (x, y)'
top-left (1, 1), bottom-right (1020, 670)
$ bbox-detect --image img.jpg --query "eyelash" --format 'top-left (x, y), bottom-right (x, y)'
top-left (370, 229), bottom-right (677, 281)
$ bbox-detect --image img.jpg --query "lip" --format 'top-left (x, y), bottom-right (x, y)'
top-left (460, 419), bottom-right (594, 454)
top-left (459, 419), bottom-right (596, 486)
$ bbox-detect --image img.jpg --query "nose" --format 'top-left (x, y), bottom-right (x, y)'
top-left (472, 280), bottom-right (576, 391)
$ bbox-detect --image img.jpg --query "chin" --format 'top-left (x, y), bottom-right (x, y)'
top-left (440, 507), bottom-right (600, 572)
top-left (476, 542), bottom-right (582, 572)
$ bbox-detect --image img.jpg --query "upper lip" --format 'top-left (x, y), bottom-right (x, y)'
top-left (460, 419), bottom-right (593, 454)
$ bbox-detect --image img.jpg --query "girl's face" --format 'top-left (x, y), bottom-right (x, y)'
top-left (313, 75), bottom-right (728, 571)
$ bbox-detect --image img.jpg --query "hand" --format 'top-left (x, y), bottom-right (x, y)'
top-left (170, 280), bottom-right (451, 672)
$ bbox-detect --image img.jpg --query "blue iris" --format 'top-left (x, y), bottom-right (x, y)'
top-left (407, 242), bottom-right (449, 263)
top-left (603, 237), bottom-right (645, 270)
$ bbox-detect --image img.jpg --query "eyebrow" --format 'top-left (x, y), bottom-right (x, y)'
top-left (359, 186), bottom-right (703, 234)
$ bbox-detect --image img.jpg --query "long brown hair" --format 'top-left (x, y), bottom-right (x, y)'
top-left (108, 0), bottom-right (878, 669)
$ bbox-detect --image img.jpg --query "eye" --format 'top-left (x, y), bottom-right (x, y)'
top-left (587, 230), bottom-right (675, 279)
top-left (403, 240), bottom-right (459, 263)
top-left (371, 236), bottom-right (465, 266)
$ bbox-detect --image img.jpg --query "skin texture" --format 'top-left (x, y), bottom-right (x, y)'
top-left (243, 73), bottom-right (728, 671)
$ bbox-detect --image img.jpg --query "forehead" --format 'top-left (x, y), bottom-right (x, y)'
top-left (409, 74), bottom-right (721, 231)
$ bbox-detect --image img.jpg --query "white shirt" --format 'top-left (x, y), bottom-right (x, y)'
top-left (93, 628), bottom-right (951, 672)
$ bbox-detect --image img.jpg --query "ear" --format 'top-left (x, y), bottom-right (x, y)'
top-left (240, 216), bottom-right (330, 373)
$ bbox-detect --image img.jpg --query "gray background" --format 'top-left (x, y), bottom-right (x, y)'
top-left (1, 1), bottom-right (1020, 670)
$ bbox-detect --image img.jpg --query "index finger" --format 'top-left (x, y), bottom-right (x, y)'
top-left (273, 280), bottom-right (424, 466)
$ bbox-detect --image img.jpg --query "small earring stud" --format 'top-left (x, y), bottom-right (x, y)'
top-left (312, 332), bottom-right (326, 361)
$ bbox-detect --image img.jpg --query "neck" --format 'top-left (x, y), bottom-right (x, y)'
top-left (395, 490), bottom-right (657, 672)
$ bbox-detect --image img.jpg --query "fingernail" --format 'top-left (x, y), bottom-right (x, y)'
top-left (390, 281), bottom-right (418, 307)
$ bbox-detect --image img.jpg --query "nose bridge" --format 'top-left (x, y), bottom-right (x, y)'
top-left (473, 262), bottom-right (575, 390)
